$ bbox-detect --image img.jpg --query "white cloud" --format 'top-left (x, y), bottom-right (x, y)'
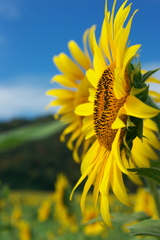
top-left (0, 75), bottom-right (56, 121)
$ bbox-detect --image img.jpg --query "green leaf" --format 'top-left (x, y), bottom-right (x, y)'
top-left (0, 120), bottom-right (64, 152)
top-left (83, 211), bottom-right (149, 226)
top-left (128, 219), bottom-right (160, 237)
top-left (128, 167), bottom-right (160, 185)
top-left (112, 212), bottom-right (150, 224)
top-left (142, 68), bottom-right (160, 83)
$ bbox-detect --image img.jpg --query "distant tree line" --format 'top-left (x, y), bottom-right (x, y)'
top-left (0, 115), bottom-right (81, 191)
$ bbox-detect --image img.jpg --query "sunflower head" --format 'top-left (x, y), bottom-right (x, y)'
top-left (93, 62), bottom-right (130, 151)
top-left (71, 0), bottom-right (160, 228)
top-left (46, 26), bottom-right (96, 162)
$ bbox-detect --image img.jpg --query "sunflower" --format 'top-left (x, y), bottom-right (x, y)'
top-left (38, 199), bottom-right (51, 222)
top-left (134, 188), bottom-right (158, 219)
top-left (46, 27), bottom-right (96, 163)
top-left (81, 205), bottom-right (105, 236)
top-left (53, 174), bottom-right (78, 233)
top-left (70, 0), bottom-right (160, 228)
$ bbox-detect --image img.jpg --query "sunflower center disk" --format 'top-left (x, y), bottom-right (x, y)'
top-left (93, 64), bottom-right (129, 151)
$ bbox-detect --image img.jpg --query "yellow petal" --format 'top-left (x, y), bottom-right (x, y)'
top-left (114, 68), bottom-right (127, 99)
top-left (149, 91), bottom-right (160, 103)
top-left (123, 44), bottom-right (141, 71)
top-left (81, 140), bottom-right (100, 174)
top-left (114, 0), bottom-right (131, 35)
top-left (88, 25), bottom-right (96, 56)
top-left (93, 154), bottom-right (106, 212)
top-left (68, 40), bottom-right (90, 70)
top-left (111, 162), bottom-right (134, 207)
top-left (51, 75), bottom-right (78, 88)
top-left (75, 102), bottom-right (94, 116)
top-left (116, 9), bottom-right (138, 69)
top-left (133, 141), bottom-right (159, 160)
top-left (86, 69), bottom-right (99, 88)
top-left (112, 117), bottom-right (126, 129)
top-left (53, 53), bottom-right (84, 79)
top-left (46, 98), bottom-right (71, 107)
top-left (88, 88), bottom-right (96, 102)
top-left (143, 128), bottom-right (160, 149)
top-left (99, 151), bottom-right (113, 195)
top-left (112, 129), bottom-right (130, 175)
top-left (93, 32), bottom-right (106, 77)
top-left (81, 138), bottom-right (92, 159)
top-left (70, 141), bottom-right (100, 202)
top-left (131, 150), bottom-right (150, 168)
top-left (67, 127), bottom-right (82, 150)
top-left (60, 113), bottom-right (75, 124)
top-left (100, 195), bottom-right (113, 229)
top-left (120, 95), bottom-right (160, 118)
top-left (46, 89), bottom-right (75, 99)
top-left (73, 134), bottom-right (84, 163)
top-left (144, 119), bottom-right (158, 132)
top-left (60, 121), bottom-right (78, 141)
top-left (121, 150), bottom-right (143, 185)
top-left (99, 18), bottom-right (112, 63)
top-left (55, 104), bottom-right (74, 116)
top-left (82, 115), bottom-right (95, 139)
top-left (80, 153), bottom-right (103, 213)
top-left (70, 159), bottom-right (96, 201)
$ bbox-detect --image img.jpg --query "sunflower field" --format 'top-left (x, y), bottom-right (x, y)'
top-left (0, 116), bottom-right (159, 240)
top-left (0, 175), bottom-right (158, 240)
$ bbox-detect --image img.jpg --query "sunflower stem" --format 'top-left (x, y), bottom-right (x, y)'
top-left (146, 178), bottom-right (160, 219)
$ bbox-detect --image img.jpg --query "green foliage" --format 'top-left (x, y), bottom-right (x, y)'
top-left (123, 65), bottom-right (160, 159)
top-left (128, 167), bottom-right (160, 185)
top-left (0, 120), bottom-right (64, 152)
top-left (0, 188), bottom-right (157, 240)
top-left (0, 182), bottom-right (10, 199)
top-left (106, 212), bottom-right (153, 240)
top-left (128, 219), bottom-right (160, 237)
top-left (0, 116), bottom-right (80, 190)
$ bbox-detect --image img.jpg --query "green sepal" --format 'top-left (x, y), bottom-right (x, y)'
top-left (123, 63), bottom-right (160, 159)
top-left (129, 62), bottom-right (141, 85)
top-left (142, 68), bottom-right (160, 83)
top-left (136, 84), bottom-right (149, 103)
top-left (132, 65), bottom-right (143, 89)
top-left (135, 118), bottom-right (143, 140)
top-left (130, 86), bottom-right (147, 96)
top-left (123, 116), bottom-right (144, 159)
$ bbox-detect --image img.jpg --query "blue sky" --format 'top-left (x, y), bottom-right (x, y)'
top-left (0, 0), bottom-right (160, 121)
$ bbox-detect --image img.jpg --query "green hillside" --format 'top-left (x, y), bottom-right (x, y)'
top-left (0, 115), bottom-right (81, 190)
